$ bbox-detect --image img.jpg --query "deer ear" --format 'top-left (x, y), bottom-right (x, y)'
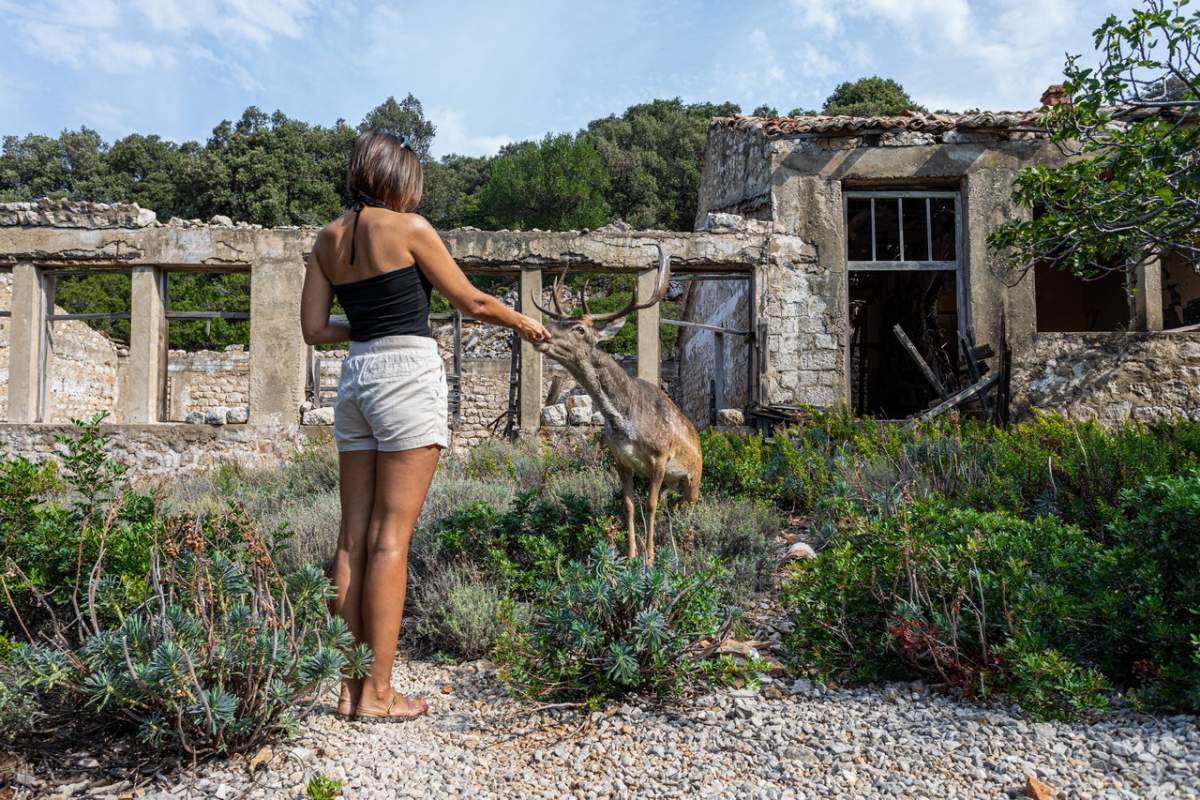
top-left (595, 317), bottom-right (628, 342)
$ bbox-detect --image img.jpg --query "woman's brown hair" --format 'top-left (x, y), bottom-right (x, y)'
top-left (346, 130), bottom-right (423, 212)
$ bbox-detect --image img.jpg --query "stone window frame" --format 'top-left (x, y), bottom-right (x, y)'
top-left (843, 189), bottom-right (969, 342)
top-left (39, 267), bottom-right (134, 423)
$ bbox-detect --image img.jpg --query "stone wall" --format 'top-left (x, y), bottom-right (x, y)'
top-left (166, 346), bottom-right (250, 420)
top-left (1012, 332), bottom-right (1200, 423)
top-left (0, 422), bottom-right (316, 478)
top-left (0, 269), bottom-right (128, 423)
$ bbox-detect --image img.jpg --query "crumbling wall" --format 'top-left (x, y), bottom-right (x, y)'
top-left (0, 270), bottom-right (126, 422)
top-left (1013, 332), bottom-right (1200, 422)
top-left (0, 422), bottom-right (312, 477)
top-left (167, 347), bottom-right (251, 420)
top-left (694, 123), bottom-right (774, 227)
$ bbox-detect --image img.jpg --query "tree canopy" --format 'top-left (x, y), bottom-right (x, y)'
top-left (989, 0), bottom-right (1200, 279)
top-left (821, 76), bottom-right (926, 117)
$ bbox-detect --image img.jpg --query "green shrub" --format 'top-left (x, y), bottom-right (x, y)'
top-left (410, 565), bottom-right (524, 659)
top-left (433, 491), bottom-right (612, 593)
top-left (1, 414), bottom-right (156, 636)
top-left (496, 545), bottom-right (727, 703)
top-left (780, 495), bottom-right (1200, 719)
top-left (4, 510), bottom-right (369, 757)
top-left (672, 496), bottom-right (782, 603)
top-left (307, 773), bottom-right (344, 800)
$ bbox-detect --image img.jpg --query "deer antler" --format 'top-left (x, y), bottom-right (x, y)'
top-left (528, 266), bottom-right (573, 319)
top-left (585, 243), bottom-right (672, 323)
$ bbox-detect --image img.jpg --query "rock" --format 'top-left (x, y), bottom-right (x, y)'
top-left (300, 400), bottom-right (315, 413)
top-left (590, 411), bottom-right (605, 426)
top-left (226, 407), bottom-right (249, 424)
top-left (302, 406), bottom-right (335, 425)
top-left (566, 393), bottom-right (593, 415)
top-left (787, 542), bottom-right (817, 560)
top-left (210, 214), bottom-right (234, 226)
top-left (248, 746), bottom-right (273, 772)
top-left (184, 411), bottom-right (206, 425)
top-left (1025, 774), bottom-right (1055, 799)
top-left (205, 407), bottom-right (229, 426)
top-left (541, 403), bottom-right (567, 426)
top-left (715, 407), bottom-right (744, 427)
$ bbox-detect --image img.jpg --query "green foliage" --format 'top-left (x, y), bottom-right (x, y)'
top-left (307, 774), bottom-right (345, 800)
top-left (745, 412), bottom-right (1200, 719)
top-left (582, 98), bottom-right (740, 230)
top-left (495, 545), bottom-right (727, 703)
top-left (989, 1), bottom-right (1200, 278)
top-left (822, 77), bottom-right (926, 117)
top-left (358, 94), bottom-right (436, 159)
top-left (410, 565), bottom-right (526, 660)
top-left (432, 491), bottom-right (612, 593)
top-left (5, 511), bottom-right (367, 756)
top-left (672, 496), bottom-right (783, 602)
top-left (472, 134), bottom-right (610, 231)
top-left (2, 413), bottom-right (155, 634)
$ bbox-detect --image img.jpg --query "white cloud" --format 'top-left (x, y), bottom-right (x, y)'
top-left (428, 108), bottom-right (512, 158)
top-left (792, 0), bottom-right (841, 35)
top-left (137, 0), bottom-right (315, 46)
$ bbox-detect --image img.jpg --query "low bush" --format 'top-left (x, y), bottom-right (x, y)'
top-left (4, 510), bottom-right (369, 756)
top-left (496, 545), bottom-right (728, 704)
top-left (410, 565), bottom-right (524, 659)
top-left (432, 490), bottom-right (613, 593)
top-left (671, 496), bottom-right (782, 603)
top-left (781, 483), bottom-right (1200, 719)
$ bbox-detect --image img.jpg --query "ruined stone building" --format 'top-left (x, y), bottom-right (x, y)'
top-left (680, 111), bottom-right (1200, 424)
top-left (1, 109), bottom-right (1197, 475)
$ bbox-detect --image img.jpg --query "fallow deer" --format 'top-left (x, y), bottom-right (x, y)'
top-left (531, 244), bottom-right (702, 564)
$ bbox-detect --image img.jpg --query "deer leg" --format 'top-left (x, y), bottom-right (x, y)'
top-left (645, 457), bottom-right (667, 565)
top-left (617, 464), bottom-right (637, 560)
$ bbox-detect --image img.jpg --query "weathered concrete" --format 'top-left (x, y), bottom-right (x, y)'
top-left (127, 266), bottom-right (166, 423)
top-left (518, 268), bottom-right (543, 434)
top-left (636, 267), bottom-right (661, 386)
top-left (8, 263), bottom-right (44, 422)
top-left (248, 257), bottom-right (306, 425)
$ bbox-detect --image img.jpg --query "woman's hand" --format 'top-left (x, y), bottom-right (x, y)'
top-left (514, 314), bottom-right (552, 344)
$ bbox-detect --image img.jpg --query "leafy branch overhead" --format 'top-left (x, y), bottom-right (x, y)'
top-left (990, 0), bottom-right (1200, 278)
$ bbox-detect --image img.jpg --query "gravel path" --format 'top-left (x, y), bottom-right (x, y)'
top-left (145, 657), bottom-right (1199, 800)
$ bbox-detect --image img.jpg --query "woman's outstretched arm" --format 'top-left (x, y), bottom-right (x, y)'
top-left (301, 239), bottom-right (352, 345)
top-left (405, 216), bottom-right (550, 344)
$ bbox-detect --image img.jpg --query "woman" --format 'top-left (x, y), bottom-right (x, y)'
top-left (300, 131), bottom-right (550, 721)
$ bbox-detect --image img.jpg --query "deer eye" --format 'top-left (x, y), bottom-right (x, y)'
top-left (574, 326), bottom-right (586, 336)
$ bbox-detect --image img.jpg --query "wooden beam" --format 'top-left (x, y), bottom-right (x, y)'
top-left (892, 324), bottom-right (949, 400)
top-left (913, 372), bottom-right (1000, 423)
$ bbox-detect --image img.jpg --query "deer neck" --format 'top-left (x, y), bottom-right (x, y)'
top-left (562, 349), bottom-right (638, 433)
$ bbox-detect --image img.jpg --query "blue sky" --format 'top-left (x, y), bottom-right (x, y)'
top-left (1, 0), bottom-right (1135, 158)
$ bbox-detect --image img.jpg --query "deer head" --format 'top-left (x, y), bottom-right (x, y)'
top-left (530, 243), bottom-right (671, 368)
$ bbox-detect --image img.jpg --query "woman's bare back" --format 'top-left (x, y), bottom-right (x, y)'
top-left (315, 208), bottom-right (423, 286)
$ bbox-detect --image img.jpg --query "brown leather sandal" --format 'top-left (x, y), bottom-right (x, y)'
top-left (355, 694), bottom-right (429, 723)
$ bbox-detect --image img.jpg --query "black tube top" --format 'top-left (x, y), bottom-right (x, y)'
top-left (332, 265), bottom-right (433, 341)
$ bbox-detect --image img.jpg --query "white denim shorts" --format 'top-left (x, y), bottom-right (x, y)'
top-left (334, 335), bottom-right (449, 452)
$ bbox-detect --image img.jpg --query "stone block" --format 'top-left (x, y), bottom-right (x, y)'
top-left (715, 407), bottom-right (744, 427)
top-left (566, 393), bottom-right (593, 415)
top-left (205, 407), bottom-right (228, 426)
top-left (302, 406), bottom-right (335, 425)
top-left (590, 412), bottom-right (605, 426)
top-left (541, 403), bottom-right (567, 426)
top-left (226, 407), bottom-right (249, 424)
top-left (185, 411), bottom-right (205, 425)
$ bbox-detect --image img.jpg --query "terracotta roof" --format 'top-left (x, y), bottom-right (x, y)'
top-left (713, 110), bottom-right (1046, 138)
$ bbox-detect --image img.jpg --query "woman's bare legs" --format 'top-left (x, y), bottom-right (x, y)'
top-left (332, 450), bottom-right (378, 716)
top-left (354, 445), bottom-right (441, 718)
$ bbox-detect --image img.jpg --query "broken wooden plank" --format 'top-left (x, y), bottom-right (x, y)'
top-left (913, 372), bottom-right (1001, 423)
top-left (959, 330), bottom-right (994, 421)
top-left (892, 323), bottom-right (950, 400)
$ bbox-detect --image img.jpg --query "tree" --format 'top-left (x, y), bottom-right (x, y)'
top-left (359, 94), bottom-right (436, 160)
top-left (989, 0), bottom-right (1200, 279)
top-left (472, 133), bottom-right (610, 231)
top-left (751, 104), bottom-right (779, 117)
top-left (420, 154), bottom-right (491, 229)
top-left (822, 77), bottom-right (926, 117)
top-left (583, 99), bottom-right (740, 230)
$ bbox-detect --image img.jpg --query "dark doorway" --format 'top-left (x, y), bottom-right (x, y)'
top-left (849, 270), bottom-right (960, 418)
top-left (1035, 264), bottom-right (1130, 332)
